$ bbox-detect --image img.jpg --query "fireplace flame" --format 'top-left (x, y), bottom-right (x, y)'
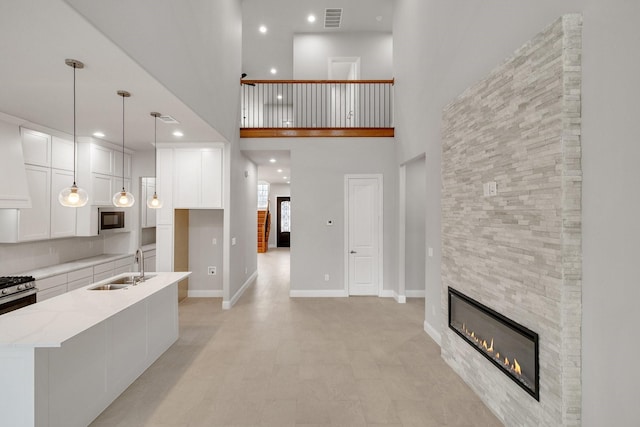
top-left (456, 322), bottom-right (527, 382)
top-left (513, 358), bottom-right (522, 375)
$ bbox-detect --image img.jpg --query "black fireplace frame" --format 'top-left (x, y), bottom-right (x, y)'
top-left (448, 287), bottom-right (540, 401)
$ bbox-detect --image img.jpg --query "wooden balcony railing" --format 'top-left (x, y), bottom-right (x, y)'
top-left (240, 79), bottom-right (394, 138)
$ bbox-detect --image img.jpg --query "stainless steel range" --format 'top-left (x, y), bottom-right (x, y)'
top-left (0, 276), bottom-right (37, 315)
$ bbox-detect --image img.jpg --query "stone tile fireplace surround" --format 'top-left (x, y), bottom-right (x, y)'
top-left (441, 15), bottom-right (582, 426)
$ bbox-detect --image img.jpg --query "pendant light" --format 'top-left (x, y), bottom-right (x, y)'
top-left (58, 59), bottom-right (89, 207)
top-left (112, 90), bottom-right (135, 207)
top-left (147, 112), bottom-right (163, 209)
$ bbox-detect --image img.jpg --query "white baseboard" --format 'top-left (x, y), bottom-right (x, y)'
top-left (405, 290), bottom-right (426, 298)
top-left (379, 289), bottom-right (394, 298)
top-left (394, 292), bottom-right (406, 304)
top-left (188, 290), bottom-right (223, 298)
top-left (222, 271), bottom-right (258, 310)
top-left (289, 289), bottom-right (348, 298)
top-left (424, 320), bottom-right (442, 346)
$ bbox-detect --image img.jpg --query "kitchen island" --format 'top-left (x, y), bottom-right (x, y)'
top-left (0, 271), bottom-right (190, 427)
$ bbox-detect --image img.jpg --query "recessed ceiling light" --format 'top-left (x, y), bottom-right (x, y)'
top-left (287, 181), bottom-right (290, 184)
top-left (269, 158), bottom-right (276, 163)
top-left (173, 130), bottom-right (184, 137)
top-left (259, 25), bottom-right (267, 33)
top-left (277, 169), bottom-right (283, 173)
top-left (93, 131), bottom-right (105, 138)
top-left (277, 94), bottom-right (282, 100)
top-left (376, 16), bottom-right (383, 22)
top-left (270, 68), bottom-right (277, 75)
top-left (307, 14), bottom-right (316, 23)
top-left (283, 176), bottom-right (288, 180)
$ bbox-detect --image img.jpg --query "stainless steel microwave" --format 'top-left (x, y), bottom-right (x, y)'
top-left (99, 209), bottom-right (129, 232)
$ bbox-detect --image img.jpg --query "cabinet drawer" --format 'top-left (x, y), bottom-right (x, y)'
top-left (68, 267), bottom-right (93, 282)
top-left (115, 257), bottom-right (132, 269)
top-left (37, 284), bottom-right (67, 302)
top-left (36, 274), bottom-right (67, 291)
top-left (94, 261), bottom-right (115, 275)
top-left (67, 276), bottom-right (93, 291)
top-left (93, 270), bottom-right (114, 283)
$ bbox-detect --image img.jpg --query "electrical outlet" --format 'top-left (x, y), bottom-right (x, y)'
top-left (208, 266), bottom-right (217, 276)
top-left (232, 237), bottom-right (237, 245)
top-left (324, 274), bottom-right (330, 281)
top-left (212, 238), bottom-right (217, 245)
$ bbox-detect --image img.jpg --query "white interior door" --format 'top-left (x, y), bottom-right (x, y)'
top-left (346, 175), bottom-right (382, 295)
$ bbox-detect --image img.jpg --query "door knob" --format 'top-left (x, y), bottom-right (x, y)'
top-left (350, 250), bottom-right (357, 254)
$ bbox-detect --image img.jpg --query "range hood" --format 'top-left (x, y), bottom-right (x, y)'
top-left (0, 115), bottom-right (32, 209)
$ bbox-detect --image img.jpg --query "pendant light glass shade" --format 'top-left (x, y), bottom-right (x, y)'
top-left (59, 59), bottom-right (89, 207)
top-left (113, 90), bottom-right (135, 207)
top-left (147, 112), bottom-right (162, 209)
top-left (59, 184), bottom-right (89, 207)
top-left (147, 192), bottom-right (163, 209)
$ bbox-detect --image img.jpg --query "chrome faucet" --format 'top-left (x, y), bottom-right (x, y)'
top-left (134, 248), bottom-right (145, 284)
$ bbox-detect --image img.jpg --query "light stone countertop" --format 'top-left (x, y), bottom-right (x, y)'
top-left (15, 253), bottom-right (133, 280)
top-left (0, 271), bottom-right (190, 348)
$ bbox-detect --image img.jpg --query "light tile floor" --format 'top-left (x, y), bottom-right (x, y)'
top-left (91, 249), bottom-right (502, 426)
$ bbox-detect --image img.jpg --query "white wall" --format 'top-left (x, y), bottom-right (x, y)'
top-left (188, 209), bottom-right (224, 295)
top-left (64, 0), bottom-right (243, 143)
top-left (268, 183), bottom-right (290, 248)
top-left (393, 0), bottom-right (640, 424)
top-left (242, 138), bottom-right (397, 295)
top-left (293, 33), bottom-right (392, 79)
top-left (227, 141), bottom-right (258, 303)
top-left (404, 156), bottom-right (425, 295)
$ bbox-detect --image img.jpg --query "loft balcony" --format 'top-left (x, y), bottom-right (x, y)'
top-left (240, 79), bottom-right (394, 138)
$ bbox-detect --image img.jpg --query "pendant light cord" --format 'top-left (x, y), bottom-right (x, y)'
top-left (121, 94), bottom-right (125, 192)
top-left (72, 64), bottom-right (77, 186)
top-left (154, 114), bottom-right (158, 183)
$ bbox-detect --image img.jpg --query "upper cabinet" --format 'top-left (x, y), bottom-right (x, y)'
top-left (0, 129), bottom-right (75, 242)
top-left (173, 147), bottom-right (223, 209)
top-left (21, 128), bottom-right (51, 166)
top-left (0, 118), bottom-right (32, 209)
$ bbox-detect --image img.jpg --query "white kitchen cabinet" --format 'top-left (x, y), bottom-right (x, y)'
top-left (143, 249), bottom-right (157, 273)
top-left (51, 136), bottom-right (74, 171)
top-left (36, 273), bottom-right (67, 302)
top-left (90, 144), bottom-right (113, 175)
top-left (115, 257), bottom-right (133, 275)
top-left (0, 119), bottom-right (31, 208)
top-left (91, 173), bottom-right (113, 206)
top-left (174, 147), bottom-right (223, 208)
top-left (156, 148), bottom-right (174, 225)
top-left (93, 261), bottom-right (116, 282)
top-left (156, 224), bottom-right (174, 272)
top-left (19, 165), bottom-right (51, 241)
top-left (0, 165), bottom-right (51, 242)
top-left (21, 128), bottom-right (51, 166)
top-left (50, 168), bottom-right (77, 238)
top-left (67, 267), bottom-right (93, 291)
top-left (141, 177), bottom-right (157, 228)
top-left (113, 150), bottom-right (132, 179)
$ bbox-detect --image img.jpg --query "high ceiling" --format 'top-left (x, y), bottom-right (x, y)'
top-left (242, 0), bottom-right (393, 79)
top-left (241, 0), bottom-right (393, 184)
top-left (0, 0), bottom-right (393, 185)
top-left (0, 0), bottom-right (223, 152)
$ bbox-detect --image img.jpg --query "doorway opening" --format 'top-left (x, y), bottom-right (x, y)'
top-left (277, 196), bottom-right (291, 247)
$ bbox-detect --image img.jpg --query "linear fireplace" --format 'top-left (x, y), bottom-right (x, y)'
top-left (448, 287), bottom-right (539, 400)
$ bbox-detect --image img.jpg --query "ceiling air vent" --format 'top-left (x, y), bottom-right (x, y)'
top-left (324, 8), bottom-right (342, 29)
top-left (158, 115), bottom-right (179, 124)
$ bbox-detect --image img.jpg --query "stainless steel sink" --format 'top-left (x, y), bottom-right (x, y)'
top-left (88, 273), bottom-right (157, 290)
top-left (88, 283), bottom-right (130, 291)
